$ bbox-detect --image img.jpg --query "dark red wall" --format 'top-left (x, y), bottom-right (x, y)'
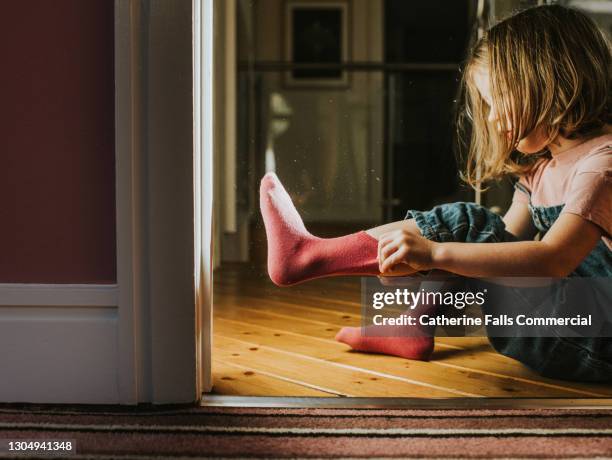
top-left (0, 1), bottom-right (116, 283)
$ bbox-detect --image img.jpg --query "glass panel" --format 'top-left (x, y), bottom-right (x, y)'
top-left (242, 70), bottom-right (384, 224)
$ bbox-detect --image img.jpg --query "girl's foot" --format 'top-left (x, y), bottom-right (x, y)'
top-left (260, 172), bottom-right (380, 286)
top-left (335, 323), bottom-right (434, 361)
top-left (335, 301), bottom-right (438, 361)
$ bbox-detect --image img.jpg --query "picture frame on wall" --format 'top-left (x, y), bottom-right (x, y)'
top-left (284, 0), bottom-right (351, 89)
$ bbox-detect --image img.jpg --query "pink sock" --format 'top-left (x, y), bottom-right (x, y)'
top-left (260, 172), bottom-right (380, 286)
top-left (335, 282), bottom-right (443, 361)
top-left (334, 317), bottom-right (434, 361)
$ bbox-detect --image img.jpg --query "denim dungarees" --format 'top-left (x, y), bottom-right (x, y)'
top-left (516, 181), bottom-right (612, 277)
top-left (405, 191), bottom-right (612, 382)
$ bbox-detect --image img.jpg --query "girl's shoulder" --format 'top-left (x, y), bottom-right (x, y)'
top-left (515, 133), bottom-right (612, 191)
top-left (574, 135), bottom-right (612, 174)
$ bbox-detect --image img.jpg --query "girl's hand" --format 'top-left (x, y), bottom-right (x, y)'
top-left (378, 229), bottom-right (437, 274)
top-left (376, 263), bottom-right (420, 283)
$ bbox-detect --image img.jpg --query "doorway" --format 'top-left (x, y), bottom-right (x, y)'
top-left (203, 0), bottom-right (612, 401)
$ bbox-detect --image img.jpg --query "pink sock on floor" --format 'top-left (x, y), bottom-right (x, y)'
top-left (260, 172), bottom-right (380, 286)
top-left (334, 319), bottom-right (434, 361)
top-left (335, 285), bottom-right (441, 361)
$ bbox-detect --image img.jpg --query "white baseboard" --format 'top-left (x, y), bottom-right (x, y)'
top-left (0, 285), bottom-right (120, 403)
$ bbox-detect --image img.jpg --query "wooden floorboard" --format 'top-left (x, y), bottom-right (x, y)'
top-left (215, 335), bottom-right (460, 397)
top-left (211, 359), bottom-right (335, 397)
top-left (212, 264), bottom-right (612, 398)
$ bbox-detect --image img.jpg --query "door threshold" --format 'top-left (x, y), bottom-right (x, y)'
top-left (201, 395), bottom-right (612, 409)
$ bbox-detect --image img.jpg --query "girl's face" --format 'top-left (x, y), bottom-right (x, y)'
top-left (473, 68), bottom-right (549, 154)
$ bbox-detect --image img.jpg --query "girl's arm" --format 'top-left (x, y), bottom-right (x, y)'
top-left (379, 212), bottom-right (603, 277)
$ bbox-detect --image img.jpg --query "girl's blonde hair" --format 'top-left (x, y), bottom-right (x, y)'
top-left (458, 4), bottom-right (611, 190)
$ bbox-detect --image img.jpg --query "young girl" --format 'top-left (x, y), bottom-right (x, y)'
top-left (259, 5), bottom-right (612, 382)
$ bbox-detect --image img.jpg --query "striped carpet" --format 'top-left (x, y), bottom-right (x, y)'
top-left (0, 404), bottom-right (611, 458)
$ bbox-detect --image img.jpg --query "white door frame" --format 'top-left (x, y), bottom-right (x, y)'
top-left (115, 0), bottom-right (202, 403)
top-left (114, 0), bottom-right (146, 405)
top-left (193, 0), bottom-right (214, 394)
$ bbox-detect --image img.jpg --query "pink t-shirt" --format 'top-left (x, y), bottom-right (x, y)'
top-left (512, 133), bottom-right (612, 250)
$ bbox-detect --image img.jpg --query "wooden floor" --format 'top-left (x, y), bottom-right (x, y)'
top-left (212, 264), bottom-right (612, 398)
